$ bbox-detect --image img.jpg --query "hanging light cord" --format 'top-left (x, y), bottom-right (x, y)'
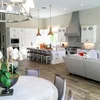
top-left (38, 9), bottom-right (39, 29)
top-left (1, 0), bottom-right (4, 9)
top-left (50, 5), bottom-right (51, 27)
top-left (36, 9), bottom-right (41, 36)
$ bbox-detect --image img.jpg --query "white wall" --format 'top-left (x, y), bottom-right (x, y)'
top-left (44, 13), bottom-right (71, 28)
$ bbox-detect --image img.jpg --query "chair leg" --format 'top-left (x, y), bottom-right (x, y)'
top-left (42, 56), bottom-right (46, 64)
top-left (68, 90), bottom-right (73, 100)
top-left (46, 57), bottom-right (47, 65)
top-left (41, 56), bottom-right (42, 63)
top-left (45, 56), bottom-right (51, 65)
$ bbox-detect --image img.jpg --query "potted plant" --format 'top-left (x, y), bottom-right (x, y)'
top-left (0, 46), bottom-right (23, 96)
top-left (0, 62), bottom-right (19, 96)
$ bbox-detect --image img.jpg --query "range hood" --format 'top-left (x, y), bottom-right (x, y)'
top-left (64, 11), bottom-right (81, 36)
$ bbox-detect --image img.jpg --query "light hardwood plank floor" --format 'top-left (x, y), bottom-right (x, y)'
top-left (19, 60), bottom-right (100, 100)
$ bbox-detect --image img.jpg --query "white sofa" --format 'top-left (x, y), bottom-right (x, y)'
top-left (63, 55), bottom-right (100, 82)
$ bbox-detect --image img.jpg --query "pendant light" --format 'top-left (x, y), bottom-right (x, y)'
top-left (48, 5), bottom-right (53, 35)
top-left (36, 9), bottom-right (41, 36)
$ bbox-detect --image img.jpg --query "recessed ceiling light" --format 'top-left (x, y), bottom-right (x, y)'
top-left (64, 8), bottom-right (67, 10)
top-left (41, 7), bottom-right (46, 9)
top-left (81, 4), bottom-right (83, 6)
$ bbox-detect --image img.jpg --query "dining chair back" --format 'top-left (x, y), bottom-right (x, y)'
top-left (25, 68), bottom-right (40, 77)
top-left (54, 74), bottom-right (73, 100)
top-left (54, 74), bottom-right (66, 100)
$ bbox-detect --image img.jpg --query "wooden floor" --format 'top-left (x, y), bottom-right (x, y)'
top-left (19, 60), bottom-right (100, 100)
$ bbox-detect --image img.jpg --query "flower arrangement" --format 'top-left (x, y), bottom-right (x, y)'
top-left (0, 46), bottom-right (24, 96)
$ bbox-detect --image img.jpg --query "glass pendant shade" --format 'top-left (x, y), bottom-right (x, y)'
top-left (48, 27), bottom-right (53, 35)
top-left (48, 5), bottom-right (53, 35)
top-left (36, 29), bottom-right (41, 36)
top-left (36, 9), bottom-right (41, 36)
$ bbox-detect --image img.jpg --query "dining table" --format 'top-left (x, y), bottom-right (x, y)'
top-left (0, 76), bottom-right (58, 100)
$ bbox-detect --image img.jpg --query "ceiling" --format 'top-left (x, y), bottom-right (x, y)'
top-left (1, 0), bottom-right (100, 18)
top-left (31, 0), bottom-right (100, 18)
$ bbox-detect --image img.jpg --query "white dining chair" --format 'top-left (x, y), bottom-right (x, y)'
top-left (25, 68), bottom-right (40, 77)
top-left (54, 74), bottom-right (73, 100)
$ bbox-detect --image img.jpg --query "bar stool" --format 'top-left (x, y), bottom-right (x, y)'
top-left (37, 49), bottom-right (42, 62)
top-left (33, 49), bottom-right (38, 61)
top-left (41, 50), bottom-right (44, 63)
top-left (32, 49), bottom-right (35, 60)
top-left (42, 50), bottom-right (51, 64)
top-left (27, 48), bottom-right (33, 60)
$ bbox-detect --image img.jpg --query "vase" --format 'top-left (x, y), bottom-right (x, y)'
top-left (0, 77), bottom-right (18, 96)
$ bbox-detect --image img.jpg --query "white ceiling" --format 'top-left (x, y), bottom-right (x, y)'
top-left (30, 0), bottom-right (100, 18)
top-left (1, 0), bottom-right (100, 18)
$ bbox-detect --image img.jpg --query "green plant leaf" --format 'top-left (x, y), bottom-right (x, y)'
top-left (0, 70), bottom-right (3, 75)
top-left (1, 75), bottom-right (7, 86)
top-left (5, 72), bottom-right (11, 78)
top-left (6, 79), bottom-right (11, 87)
top-left (0, 76), bottom-right (2, 82)
top-left (1, 63), bottom-right (7, 72)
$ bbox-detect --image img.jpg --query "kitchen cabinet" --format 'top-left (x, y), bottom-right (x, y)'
top-left (26, 29), bottom-right (37, 47)
top-left (20, 29), bottom-right (26, 49)
top-left (20, 28), bottom-right (37, 49)
top-left (81, 25), bottom-right (97, 43)
top-left (9, 28), bottom-right (20, 38)
top-left (58, 28), bottom-right (67, 42)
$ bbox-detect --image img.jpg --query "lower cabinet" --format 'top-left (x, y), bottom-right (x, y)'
top-left (51, 50), bottom-right (66, 64)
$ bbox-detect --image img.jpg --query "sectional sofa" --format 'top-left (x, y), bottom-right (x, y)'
top-left (63, 55), bottom-right (100, 82)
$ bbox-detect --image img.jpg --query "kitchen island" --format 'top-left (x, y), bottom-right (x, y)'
top-left (51, 49), bottom-right (66, 64)
top-left (26, 48), bottom-right (66, 64)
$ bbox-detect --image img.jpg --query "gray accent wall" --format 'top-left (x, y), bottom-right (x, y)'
top-left (44, 13), bottom-right (71, 28)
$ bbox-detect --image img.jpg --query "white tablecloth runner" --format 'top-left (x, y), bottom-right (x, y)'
top-left (0, 76), bottom-right (58, 100)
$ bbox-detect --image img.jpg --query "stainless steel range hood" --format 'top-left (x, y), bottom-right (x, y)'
top-left (64, 11), bottom-right (81, 36)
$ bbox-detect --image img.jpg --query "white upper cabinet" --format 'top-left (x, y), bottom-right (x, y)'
top-left (9, 28), bottom-right (20, 38)
top-left (21, 29), bottom-right (37, 48)
top-left (58, 28), bottom-right (67, 42)
top-left (81, 25), bottom-right (97, 43)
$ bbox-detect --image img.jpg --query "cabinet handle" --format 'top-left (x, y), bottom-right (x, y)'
top-left (22, 44), bottom-right (23, 46)
top-left (14, 34), bottom-right (16, 37)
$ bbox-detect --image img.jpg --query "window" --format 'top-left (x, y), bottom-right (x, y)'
top-left (36, 31), bottom-right (58, 45)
